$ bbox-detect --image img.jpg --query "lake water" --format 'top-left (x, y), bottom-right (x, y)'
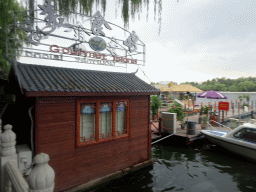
top-left (93, 140), bottom-right (256, 192)
top-left (90, 95), bottom-right (256, 192)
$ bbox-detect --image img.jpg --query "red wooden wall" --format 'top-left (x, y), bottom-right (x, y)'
top-left (35, 95), bottom-right (151, 192)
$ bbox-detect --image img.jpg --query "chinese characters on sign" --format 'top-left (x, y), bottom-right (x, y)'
top-left (13, 0), bottom-right (144, 67)
top-left (218, 102), bottom-right (229, 111)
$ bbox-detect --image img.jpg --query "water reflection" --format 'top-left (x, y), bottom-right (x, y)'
top-left (200, 145), bottom-right (256, 192)
top-left (93, 143), bottom-right (256, 192)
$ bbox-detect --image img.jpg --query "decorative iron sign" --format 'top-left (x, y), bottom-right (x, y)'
top-left (6, 0), bottom-right (145, 69)
top-left (89, 37), bottom-right (107, 51)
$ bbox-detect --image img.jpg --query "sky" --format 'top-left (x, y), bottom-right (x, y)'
top-left (17, 0), bottom-right (256, 84)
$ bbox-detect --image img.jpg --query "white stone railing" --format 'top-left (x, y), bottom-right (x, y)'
top-left (0, 120), bottom-right (55, 192)
top-left (5, 160), bottom-right (29, 192)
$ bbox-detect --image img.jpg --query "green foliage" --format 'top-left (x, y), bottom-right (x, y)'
top-left (168, 95), bottom-right (174, 101)
top-left (150, 95), bottom-right (162, 116)
top-left (0, 86), bottom-right (15, 104)
top-left (202, 115), bottom-right (208, 126)
top-left (0, 0), bottom-right (27, 79)
top-left (201, 105), bottom-right (210, 115)
top-left (23, 0), bottom-right (163, 31)
top-left (243, 94), bottom-right (250, 102)
top-left (168, 102), bottom-right (184, 122)
top-left (181, 77), bottom-right (256, 92)
top-left (238, 95), bottom-right (244, 102)
top-left (238, 94), bottom-right (250, 108)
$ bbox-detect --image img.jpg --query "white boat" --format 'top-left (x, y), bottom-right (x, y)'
top-left (200, 122), bottom-right (256, 161)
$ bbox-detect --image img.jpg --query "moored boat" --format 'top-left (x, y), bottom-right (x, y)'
top-left (201, 122), bottom-right (256, 161)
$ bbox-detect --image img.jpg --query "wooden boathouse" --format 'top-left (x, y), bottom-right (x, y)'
top-left (2, 61), bottom-right (160, 191)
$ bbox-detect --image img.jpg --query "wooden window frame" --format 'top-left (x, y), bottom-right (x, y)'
top-left (76, 98), bottom-right (130, 148)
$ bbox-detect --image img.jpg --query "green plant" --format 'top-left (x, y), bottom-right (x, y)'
top-left (201, 105), bottom-right (210, 115)
top-left (168, 102), bottom-right (185, 122)
top-left (150, 95), bottom-right (162, 116)
top-left (0, 86), bottom-right (15, 104)
top-left (238, 95), bottom-right (244, 102)
top-left (169, 95), bottom-right (174, 101)
top-left (238, 94), bottom-right (250, 108)
top-left (243, 94), bottom-right (250, 102)
top-left (202, 115), bottom-right (208, 126)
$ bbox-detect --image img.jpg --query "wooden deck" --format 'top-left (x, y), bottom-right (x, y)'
top-left (151, 108), bottom-right (255, 145)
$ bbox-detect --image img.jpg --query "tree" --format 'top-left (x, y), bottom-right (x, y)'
top-left (150, 95), bottom-right (162, 117)
top-left (0, 0), bottom-right (27, 79)
top-left (228, 84), bottom-right (237, 92)
top-left (23, 0), bottom-right (164, 33)
top-left (0, 0), bottom-right (27, 104)
top-left (238, 81), bottom-right (256, 92)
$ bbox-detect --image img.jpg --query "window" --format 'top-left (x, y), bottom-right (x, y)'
top-left (76, 99), bottom-right (129, 147)
top-left (99, 103), bottom-right (112, 139)
top-left (80, 104), bottom-right (96, 142)
top-left (116, 101), bottom-right (126, 136)
top-left (233, 128), bottom-right (256, 143)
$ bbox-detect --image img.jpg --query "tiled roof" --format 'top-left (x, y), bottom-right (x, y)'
top-left (13, 62), bottom-right (159, 94)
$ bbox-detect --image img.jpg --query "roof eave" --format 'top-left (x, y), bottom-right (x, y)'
top-left (25, 91), bottom-right (160, 97)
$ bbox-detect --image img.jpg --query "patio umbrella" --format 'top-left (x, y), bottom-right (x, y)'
top-left (197, 90), bottom-right (227, 99)
top-left (197, 90), bottom-right (228, 125)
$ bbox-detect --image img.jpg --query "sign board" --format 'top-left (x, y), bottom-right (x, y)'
top-left (6, 0), bottom-right (145, 69)
top-left (218, 102), bottom-right (229, 111)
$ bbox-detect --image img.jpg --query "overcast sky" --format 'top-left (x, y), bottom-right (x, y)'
top-left (18, 0), bottom-right (256, 84)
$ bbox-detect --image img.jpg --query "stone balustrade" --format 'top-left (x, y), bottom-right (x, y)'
top-left (0, 120), bottom-right (55, 192)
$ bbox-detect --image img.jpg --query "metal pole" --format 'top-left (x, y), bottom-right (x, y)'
top-left (239, 101), bottom-right (241, 120)
top-left (151, 133), bottom-right (175, 145)
top-left (222, 110), bottom-right (224, 124)
top-left (218, 101), bottom-right (220, 123)
top-left (232, 101), bottom-right (234, 115)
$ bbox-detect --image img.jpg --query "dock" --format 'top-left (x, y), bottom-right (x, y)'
top-left (151, 107), bottom-right (256, 145)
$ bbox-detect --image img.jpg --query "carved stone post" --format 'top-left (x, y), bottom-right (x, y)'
top-left (1, 125), bottom-right (16, 157)
top-left (0, 119), bottom-right (2, 153)
top-left (5, 180), bottom-right (12, 192)
top-left (28, 153), bottom-right (55, 192)
top-left (0, 124), bottom-right (18, 192)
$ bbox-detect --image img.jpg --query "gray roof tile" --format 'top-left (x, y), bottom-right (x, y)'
top-left (14, 62), bottom-right (159, 94)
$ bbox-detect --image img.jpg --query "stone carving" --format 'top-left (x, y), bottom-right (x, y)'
top-left (28, 153), bottom-right (55, 191)
top-left (123, 31), bottom-right (139, 52)
top-left (0, 119), bottom-right (2, 151)
top-left (91, 11), bottom-right (112, 36)
top-left (1, 124), bottom-right (16, 157)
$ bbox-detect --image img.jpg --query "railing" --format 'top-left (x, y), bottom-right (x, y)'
top-left (0, 119), bottom-right (55, 192)
top-left (5, 161), bottom-right (29, 192)
top-left (149, 118), bottom-right (162, 135)
top-left (207, 120), bottom-right (232, 130)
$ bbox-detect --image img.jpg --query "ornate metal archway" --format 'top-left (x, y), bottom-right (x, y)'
top-left (5, 0), bottom-right (145, 71)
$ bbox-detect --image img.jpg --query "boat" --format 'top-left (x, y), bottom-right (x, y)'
top-left (200, 122), bottom-right (256, 161)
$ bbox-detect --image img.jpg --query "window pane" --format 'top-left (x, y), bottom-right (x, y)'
top-left (80, 104), bottom-right (96, 142)
top-left (234, 128), bottom-right (256, 142)
top-left (99, 103), bottom-right (112, 139)
top-left (116, 101), bottom-right (127, 136)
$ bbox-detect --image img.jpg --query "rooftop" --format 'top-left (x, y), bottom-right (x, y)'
top-left (7, 62), bottom-right (160, 96)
